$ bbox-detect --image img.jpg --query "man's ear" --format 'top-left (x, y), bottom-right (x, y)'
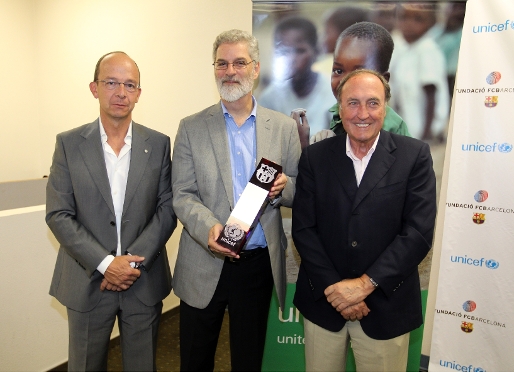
top-left (382, 71), bottom-right (391, 82)
top-left (89, 81), bottom-right (99, 98)
top-left (253, 61), bottom-right (261, 80)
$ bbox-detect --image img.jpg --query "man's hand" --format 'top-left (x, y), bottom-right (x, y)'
top-left (269, 173), bottom-right (287, 200)
top-left (340, 301), bottom-right (370, 321)
top-left (324, 275), bottom-right (375, 312)
top-left (291, 108), bottom-right (310, 150)
top-left (101, 255), bottom-right (144, 291)
top-left (100, 278), bottom-right (122, 292)
top-left (310, 129), bottom-right (336, 145)
top-left (208, 223), bottom-right (239, 258)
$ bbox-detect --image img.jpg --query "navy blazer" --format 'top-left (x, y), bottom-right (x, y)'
top-left (292, 130), bottom-right (436, 340)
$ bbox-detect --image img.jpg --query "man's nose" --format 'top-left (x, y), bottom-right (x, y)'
top-left (357, 104), bottom-right (369, 119)
top-left (225, 63), bottom-right (237, 75)
top-left (115, 82), bottom-right (127, 96)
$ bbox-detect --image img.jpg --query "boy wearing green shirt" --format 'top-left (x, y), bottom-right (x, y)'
top-left (293, 21), bottom-right (410, 148)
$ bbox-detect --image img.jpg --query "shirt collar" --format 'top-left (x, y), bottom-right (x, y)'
top-left (220, 96), bottom-right (257, 119)
top-left (99, 118), bottom-right (133, 146)
top-left (346, 132), bottom-right (381, 160)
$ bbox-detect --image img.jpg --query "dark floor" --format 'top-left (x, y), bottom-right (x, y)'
top-left (51, 308), bottom-right (232, 372)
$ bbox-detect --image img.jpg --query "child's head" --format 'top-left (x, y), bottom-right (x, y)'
top-left (331, 22), bottom-right (394, 98)
top-left (273, 16), bottom-right (318, 80)
top-left (321, 6), bottom-right (368, 54)
top-left (398, 4), bottom-right (437, 43)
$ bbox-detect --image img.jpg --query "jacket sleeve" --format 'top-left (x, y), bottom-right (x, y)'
top-left (365, 142), bottom-right (436, 296)
top-left (292, 148), bottom-right (343, 300)
top-left (171, 119), bottom-right (221, 252)
top-left (46, 134), bottom-right (109, 278)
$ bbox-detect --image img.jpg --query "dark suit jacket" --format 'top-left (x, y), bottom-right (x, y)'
top-left (46, 120), bottom-right (177, 312)
top-left (292, 130), bottom-right (436, 340)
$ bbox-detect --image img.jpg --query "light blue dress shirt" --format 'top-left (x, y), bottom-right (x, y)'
top-left (221, 98), bottom-right (267, 250)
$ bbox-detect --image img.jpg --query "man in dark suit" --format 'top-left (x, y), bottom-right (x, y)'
top-left (292, 69), bottom-right (436, 371)
top-left (46, 51), bottom-right (176, 371)
top-left (172, 29), bottom-right (300, 371)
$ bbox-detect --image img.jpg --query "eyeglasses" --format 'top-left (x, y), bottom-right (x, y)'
top-left (96, 80), bottom-right (140, 93)
top-left (212, 60), bottom-right (255, 70)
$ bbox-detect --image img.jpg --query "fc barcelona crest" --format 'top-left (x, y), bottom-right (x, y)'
top-left (256, 163), bottom-right (278, 184)
top-left (472, 213), bottom-right (485, 224)
top-left (484, 96), bottom-right (498, 108)
top-left (461, 321), bottom-right (474, 333)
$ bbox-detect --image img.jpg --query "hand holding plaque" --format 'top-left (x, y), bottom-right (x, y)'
top-left (216, 158), bottom-right (282, 255)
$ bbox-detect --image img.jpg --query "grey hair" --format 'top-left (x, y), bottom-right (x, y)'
top-left (336, 69), bottom-right (391, 104)
top-left (212, 29), bottom-right (259, 62)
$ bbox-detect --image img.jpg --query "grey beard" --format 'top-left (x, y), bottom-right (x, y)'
top-left (216, 76), bottom-right (254, 102)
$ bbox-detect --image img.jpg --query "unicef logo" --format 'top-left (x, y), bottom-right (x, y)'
top-left (224, 223), bottom-right (245, 241)
top-left (486, 71), bottom-right (502, 85)
top-left (462, 300), bottom-right (477, 312)
top-left (474, 190), bottom-right (488, 203)
top-left (498, 143), bottom-right (513, 153)
top-left (486, 259), bottom-right (499, 269)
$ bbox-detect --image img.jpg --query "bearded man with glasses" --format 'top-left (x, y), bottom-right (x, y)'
top-left (46, 51), bottom-right (176, 371)
top-left (171, 29), bottom-right (301, 371)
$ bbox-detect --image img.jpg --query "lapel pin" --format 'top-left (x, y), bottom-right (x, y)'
top-left (144, 149), bottom-right (148, 153)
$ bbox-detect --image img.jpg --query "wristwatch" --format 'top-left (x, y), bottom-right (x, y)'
top-left (369, 277), bottom-right (379, 288)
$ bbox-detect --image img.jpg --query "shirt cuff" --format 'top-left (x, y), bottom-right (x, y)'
top-left (269, 190), bottom-right (283, 205)
top-left (97, 255), bottom-right (115, 275)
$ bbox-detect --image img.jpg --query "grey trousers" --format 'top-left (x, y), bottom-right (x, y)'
top-left (66, 287), bottom-right (162, 371)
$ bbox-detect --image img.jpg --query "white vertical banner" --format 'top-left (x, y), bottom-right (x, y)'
top-left (429, 0), bottom-right (514, 371)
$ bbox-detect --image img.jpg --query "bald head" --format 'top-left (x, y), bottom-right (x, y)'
top-left (94, 51), bottom-right (140, 86)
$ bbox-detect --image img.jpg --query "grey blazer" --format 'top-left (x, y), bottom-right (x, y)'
top-left (46, 120), bottom-right (177, 312)
top-left (171, 103), bottom-right (301, 310)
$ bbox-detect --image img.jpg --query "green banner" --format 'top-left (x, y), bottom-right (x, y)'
top-left (262, 283), bottom-right (428, 371)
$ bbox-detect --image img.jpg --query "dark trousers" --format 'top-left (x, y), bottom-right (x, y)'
top-left (67, 288), bottom-right (162, 371)
top-left (180, 248), bottom-right (274, 371)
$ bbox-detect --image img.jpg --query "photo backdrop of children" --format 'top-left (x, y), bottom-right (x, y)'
top-left (253, 1), bottom-right (464, 142)
top-left (252, 1), bottom-right (466, 286)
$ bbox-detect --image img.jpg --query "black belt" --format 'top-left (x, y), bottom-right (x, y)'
top-left (225, 247), bottom-right (268, 263)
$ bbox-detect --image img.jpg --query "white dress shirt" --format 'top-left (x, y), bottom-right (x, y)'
top-left (345, 132), bottom-right (380, 187)
top-left (96, 119), bottom-right (132, 274)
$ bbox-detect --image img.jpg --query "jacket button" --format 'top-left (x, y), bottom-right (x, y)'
top-left (110, 221), bottom-right (116, 226)
top-left (351, 241), bottom-right (357, 247)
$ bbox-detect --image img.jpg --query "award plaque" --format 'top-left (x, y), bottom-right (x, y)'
top-left (216, 158), bottom-right (282, 254)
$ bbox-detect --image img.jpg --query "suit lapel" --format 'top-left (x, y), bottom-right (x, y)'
top-left (329, 135), bottom-right (358, 202)
top-left (79, 120), bottom-right (115, 216)
top-left (206, 104), bottom-right (235, 208)
top-left (123, 123), bottom-right (151, 214)
top-left (352, 131), bottom-right (397, 211)
top-left (255, 105), bottom-right (272, 165)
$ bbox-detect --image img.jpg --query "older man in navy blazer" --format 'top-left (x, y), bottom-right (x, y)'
top-left (292, 69), bottom-right (436, 371)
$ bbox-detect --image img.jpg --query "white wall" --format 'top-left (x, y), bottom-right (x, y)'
top-left (0, 0), bottom-right (252, 183)
top-left (0, 1), bottom-right (40, 182)
top-left (0, 0), bottom-right (252, 370)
